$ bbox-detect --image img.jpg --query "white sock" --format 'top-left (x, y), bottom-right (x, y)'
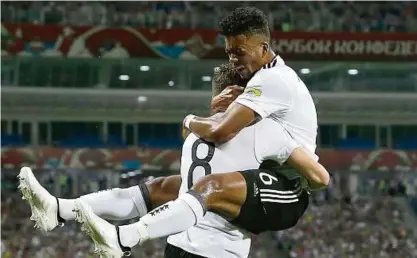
top-left (58, 185), bottom-right (149, 221)
top-left (57, 198), bottom-right (77, 220)
top-left (119, 191), bottom-right (205, 248)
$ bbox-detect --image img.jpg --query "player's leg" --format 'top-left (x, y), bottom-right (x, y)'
top-left (18, 166), bottom-right (181, 231)
top-left (124, 151), bottom-right (319, 240)
top-left (232, 168), bottom-right (310, 233)
top-left (119, 172), bottom-right (247, 243)
top-left (125, 168), bottom-right (308, 239)
top-left (147, 175), bottom-right (182, 208)
top-left (63, 174), bottom-right (181, 220)
top-left (73, 168), bottom-right (309, 258)
top-left (72, 171), bottom-right (248, 257)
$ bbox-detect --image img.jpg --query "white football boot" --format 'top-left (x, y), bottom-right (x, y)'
top-left (18, 166), bottom-right (65, 231)
top-left (74, 199), bottom-right (132, 258)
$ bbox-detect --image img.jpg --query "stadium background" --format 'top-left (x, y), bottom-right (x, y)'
top-left (1, 1), bottom-right (417, 257)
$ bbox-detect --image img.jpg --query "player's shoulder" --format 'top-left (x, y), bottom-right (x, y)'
top-left (261, 55), bottom-right (284, 70)
top-left (256, 57), bottom-right (296, 81)
top-left (248, 59), bottom-right (297, 91)
top-left (262, 62), bottom-right (294, 75)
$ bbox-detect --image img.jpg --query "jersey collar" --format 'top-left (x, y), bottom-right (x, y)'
top-left (245, 54), bottom-right (280, 86)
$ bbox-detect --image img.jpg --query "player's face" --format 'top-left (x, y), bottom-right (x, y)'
top-left (224, 35), bottom-right (268, 79)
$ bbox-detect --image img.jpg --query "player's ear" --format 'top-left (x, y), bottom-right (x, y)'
top-left (261, 42), bottom-right (269, 57)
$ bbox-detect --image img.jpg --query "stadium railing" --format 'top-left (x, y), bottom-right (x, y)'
top-left (2, 57), bottom-right (416, 92)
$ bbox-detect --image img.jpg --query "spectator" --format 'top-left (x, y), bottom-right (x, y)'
top-left (2, 1), bottom-right (416, 32)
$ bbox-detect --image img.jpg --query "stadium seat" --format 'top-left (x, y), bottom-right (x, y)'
top-left (107, 134), bottom-right (128, 148)
top-left (58, 134), bottom-right (105, 148)
top-left (336, 138), bottom-right (376, 150)
top-left (139, 138), bottom-right (183, 149)
top-left (395, 138), bottom-right (417, 150)
top-left (1, 134), bottom-right (26, 147)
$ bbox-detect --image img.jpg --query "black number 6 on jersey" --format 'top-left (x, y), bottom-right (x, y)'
top-left (187, 139), bottom-right (215, 189)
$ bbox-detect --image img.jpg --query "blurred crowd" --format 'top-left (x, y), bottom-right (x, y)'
top-left (1, 1), bottom-right (416, 32)
top-left (2, 171), bottom-right (417, 258)
top-left (278, 197), bottom-right (417, 258)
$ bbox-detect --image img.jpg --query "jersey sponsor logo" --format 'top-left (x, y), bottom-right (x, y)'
top-left (244, 86), bottom-right (262, 97)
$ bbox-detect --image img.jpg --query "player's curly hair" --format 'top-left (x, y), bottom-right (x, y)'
top-left (212, 63), bottom-right (248, 97)
top-left (219, 7), bottom-right (270, 40)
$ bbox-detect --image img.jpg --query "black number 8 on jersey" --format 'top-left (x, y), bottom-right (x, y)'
top-left (187, 138), bottom-right (215, 189)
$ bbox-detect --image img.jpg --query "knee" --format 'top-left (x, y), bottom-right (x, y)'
top-left (191, 174), bottom-right (225, 199)
top-left (190, 174), bottom-right (234, 211)
top-left (146, 177), bottom-right (166, 196)
top-left (190, 174), bottom-right (243, 219)
top-left (146, 176), bottom-right (181, 207)
top-left (147, 176), bottom-right (181, 196)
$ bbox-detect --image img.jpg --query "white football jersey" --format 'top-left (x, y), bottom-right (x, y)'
top-left (236, 55), bottom-right (319, 177)
top-left (168, 55), bottom-right (319, 258)
top-left (167, 126), bottom-right (255, 258)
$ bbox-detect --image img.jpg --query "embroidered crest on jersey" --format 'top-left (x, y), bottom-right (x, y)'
top-left (245, 86), bottom-right (262, 97)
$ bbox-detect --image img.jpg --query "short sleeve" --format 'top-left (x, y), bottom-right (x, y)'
top-left (235, 67), bottom-right (294, 119)
top-left (254, 118), bottom-right (301, 165)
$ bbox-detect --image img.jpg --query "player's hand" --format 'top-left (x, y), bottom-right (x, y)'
top-left (181, 126), bottom-right (191, 140)
top-left (210, 85), bottom-right (244, 114)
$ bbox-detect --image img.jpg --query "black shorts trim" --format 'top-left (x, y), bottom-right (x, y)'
top-left (164, 243), bottom-right (207, 258)
top-left (231, 169), bottom-right (309, 235)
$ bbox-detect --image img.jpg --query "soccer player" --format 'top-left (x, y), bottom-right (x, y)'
top-left (19, 7), bottom-right (329, 257)
top-left (18, 63), bottom-right (260, 258)
top-left (70, 7), bottom-right (329, 257)
top-left (17, 63), bottom-right (245, 232)
top-left (18, 59), bottom-right (325, 258)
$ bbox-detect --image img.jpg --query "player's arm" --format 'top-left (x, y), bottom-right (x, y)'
top-left (184, 69), bottom-right (292, 144)
top-left (258, 124), bottom-right (329, 190)
top-left (182, 85), bottom-right (244, 142)
top-left (184, 107), bottom-right (254, 144)
top-left (182, 126), bottom-right (191, 140)
top-left (287, 148), bottom-right (330, 189)
top-left (210, 85), bottom-right (244, 115)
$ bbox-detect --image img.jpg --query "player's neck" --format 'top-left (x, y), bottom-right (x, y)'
top-left (251, 51), bottom-right (278, 77)
top-left (264, 51), bottom-right (276, 64)
top-left (256, 51), bottom-right (277, 71)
